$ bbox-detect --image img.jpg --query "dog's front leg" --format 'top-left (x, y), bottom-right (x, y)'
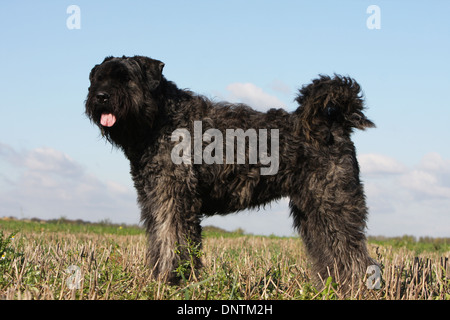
top-left (139, 174), bottom-right (203, 284)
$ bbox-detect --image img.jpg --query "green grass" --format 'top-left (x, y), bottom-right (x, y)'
top-left (0, 217), bottom-right (143, 236)
top-left (0, 218), bottom-right (449, 300)
top-left (368, 235), bottom-right (450, 254)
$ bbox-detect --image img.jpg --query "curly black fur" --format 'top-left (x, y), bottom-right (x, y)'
top-left (85, 55), bottom-right (376, 287)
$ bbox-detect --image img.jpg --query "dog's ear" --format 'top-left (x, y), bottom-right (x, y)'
top-left (130, 56), bottom-right (165, 90)
top-left (89, 65), bottom-right (99, 82)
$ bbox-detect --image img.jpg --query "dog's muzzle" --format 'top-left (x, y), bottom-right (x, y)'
top-left (92, 92), bottom-right (116, 127)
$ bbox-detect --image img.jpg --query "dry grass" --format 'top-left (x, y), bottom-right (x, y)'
top-left (0, 221), bottom-right (449, 300)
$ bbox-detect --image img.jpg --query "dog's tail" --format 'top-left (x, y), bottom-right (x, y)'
top-left (293, 75), bottom-right (375, 143)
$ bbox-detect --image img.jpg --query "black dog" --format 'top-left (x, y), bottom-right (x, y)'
top-left (86, 55), bottom-right (376, 286)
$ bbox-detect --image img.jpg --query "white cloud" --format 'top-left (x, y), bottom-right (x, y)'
top-left (106, 181), bottom-right (129, 194)
top-left (360, 152), bottom-right (450, 237)
top-left (225, 82), bottom-right (286, 111)
top-left (400, 170), bottom-right (450, 199)
top-left (359, 153), bottom-right (407, 175)
top-left (24, 147), bottom-right (82, 174)
top-left (399, 153), bottom-right (450, 200)
top-left (359, 152), bottom-right (450, 201)
top-left (0, 143), bottom-right (138, 224)
top-left (418, 152), bottom-right (450, 174)
top-left (269, 79), bottom-right (291, 95)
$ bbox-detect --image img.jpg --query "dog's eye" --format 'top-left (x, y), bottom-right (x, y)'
top-left (327, 106), bottom-right (337, 117)
top-left (325, 104), bottom-right (339, 120)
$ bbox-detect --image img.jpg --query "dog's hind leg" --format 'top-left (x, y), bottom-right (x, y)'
top-left (289, 150), bottom-right (376, 289)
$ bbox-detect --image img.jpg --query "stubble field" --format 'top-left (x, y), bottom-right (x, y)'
top-left (1, 218), bottom-right (449, 300)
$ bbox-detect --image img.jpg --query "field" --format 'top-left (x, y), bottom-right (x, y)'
top-left (1, 218), bottom-right (449, 300)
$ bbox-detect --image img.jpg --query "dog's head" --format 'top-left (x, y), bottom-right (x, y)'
top-left (295, 75), bottom-right (375, 143)
top-left (85, 55), bottom-right (165, 144)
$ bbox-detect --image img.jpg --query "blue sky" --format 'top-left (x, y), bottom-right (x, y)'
top-left (0, 1), bottom-right (449, 237)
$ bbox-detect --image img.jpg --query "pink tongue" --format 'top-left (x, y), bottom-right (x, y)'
top-left (100, 114), bottom-right (116, 127)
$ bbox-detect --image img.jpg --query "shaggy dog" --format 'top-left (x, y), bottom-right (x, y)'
top-left (85, 55), bottom-right (376, 286)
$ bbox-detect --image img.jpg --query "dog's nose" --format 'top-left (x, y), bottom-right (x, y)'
top-left (96, 92), bottom-right (110, 103)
